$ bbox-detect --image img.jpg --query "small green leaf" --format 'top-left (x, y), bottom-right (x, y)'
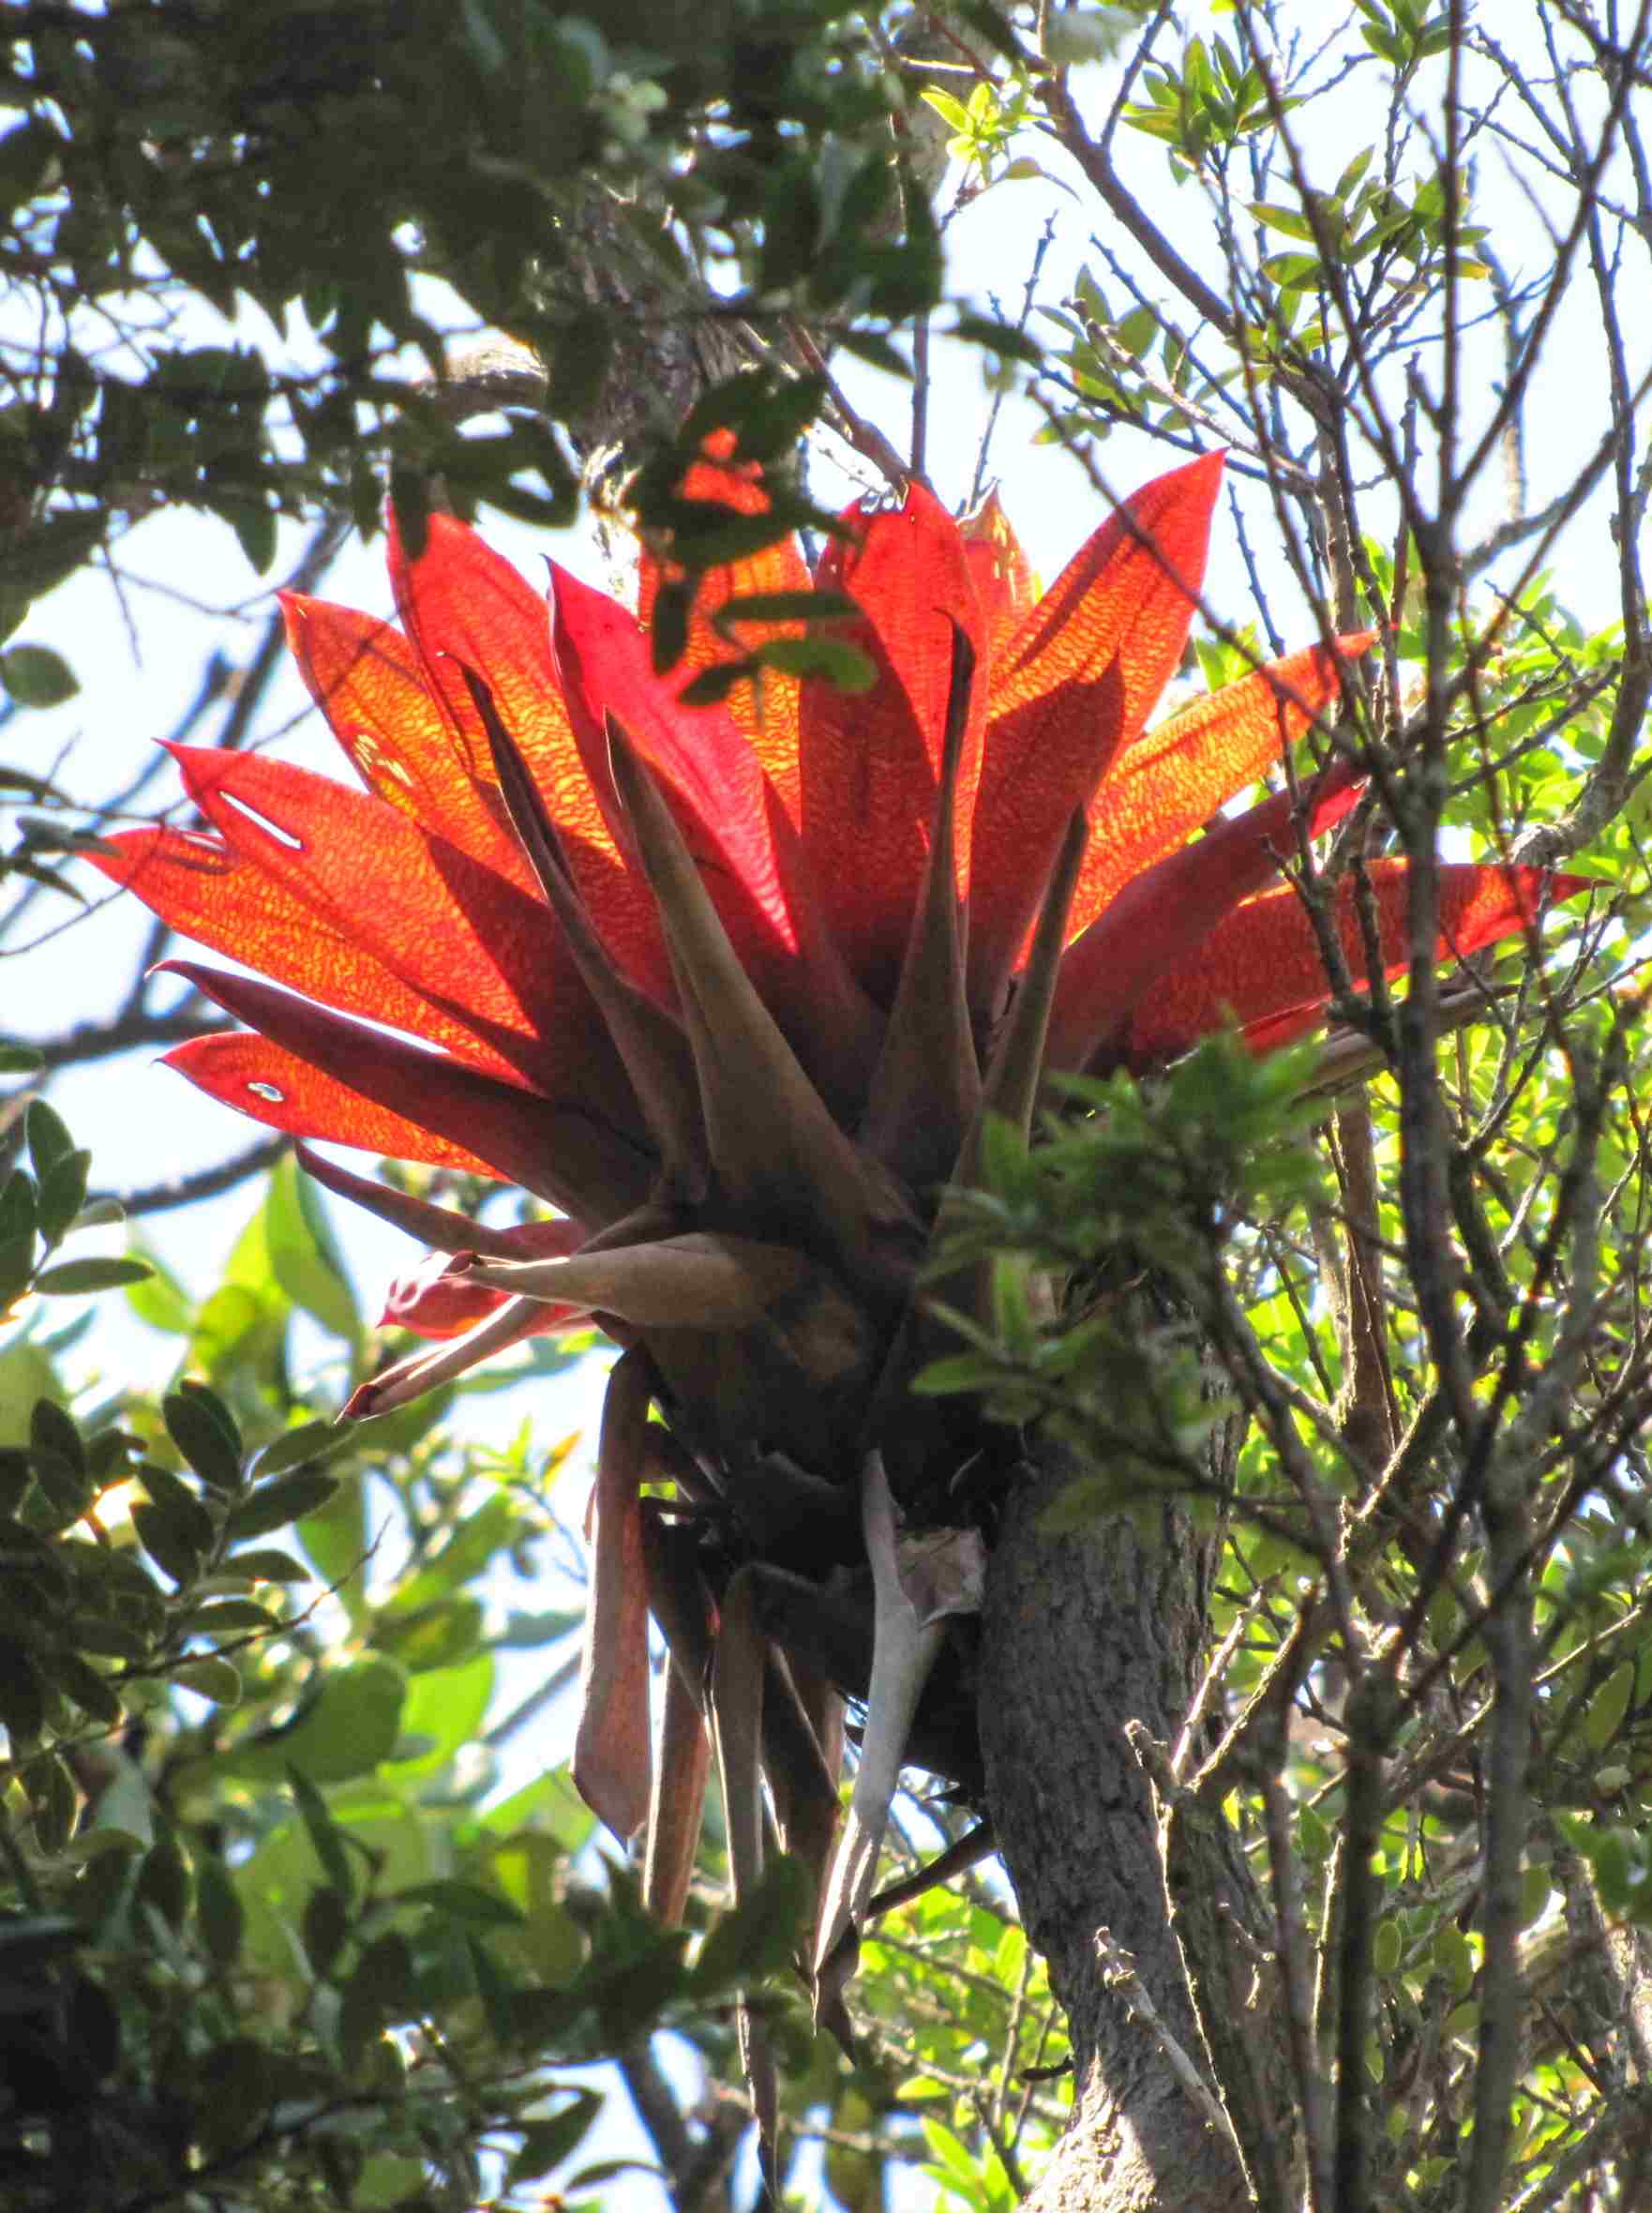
top-left (227, 1469), bottom-right (340, 1542)
top-left (303, 1883), bottom-right (351, 1975)
top-left (170, 1655), bottom-right (243, 1705)
top-left (29, 1754), bottom-right (77, 1853)
top-left (505, 2093), bottom-right (603, 2186)
top-left (51, 1650), bottom-right (124, 1729)
top-left (952, 312), bottom-right (1044, 367)
top-left (123, 1242), bottom-right (193, 1335)
top-left (35, 1149), bottom-right (90, 1245)
top-left (690, 1853), bottom-right (807, 1995)
top-left (164, 1390), bottom-right (244, 1494)
top-left (1585, 1660), bottom-right (1636, 1753)
top-left (25, 1098), bottom-right (74, 1182)
top-left (224, 1547), bottom-right (312, 1584)
top-left (34, 1257), bottom-right (154, 1295)
top-left (289, 1766), bottom-right (356, 1904)
top-left (248, 1420), bottom-right (338, 1480)
top-left (196, 1857), bottom-right (246, 1965)
top-left (0, 1044), bottom-right (44, 1075)
top-left (30, 1397), bottom-right (83, 1478)
top-left (1, 643), bottom-right (79, 707)
top-left (132, 1502), bottom-right (204, 1589)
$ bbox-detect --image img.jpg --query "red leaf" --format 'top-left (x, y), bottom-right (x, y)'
top-left (161, 962), bottom-right (654, 1224)
top-left (382, 1244), bottom-right (583, 1340)
top-left (1047, 765), bottom-right (1362, 1072)
top-left (89, 824), bottom-right (529, 1083)
top-left (1069, 635), bottom-right (1374, 938)
top-left (1122, 862), bottom-right (1589, 1069)
top-left (960, 488), bottom-right (1038, 675)
top-left (163, 744), bottom-right (627, 1104)
top-left (969, 450), bottom-right (1226, 1010)
top-left (167, 1033), bottom-right (513, 1182)
top-left (549, 561), bottom-right (800, 968)
top-left (386, 508), bottom-right (665, 993)
top-left (281, 594), bottom-right (529, 885)
top-left (798, 483), bottom-right (988, 1001)
top-left (636, 441), bottom-right (810, 823)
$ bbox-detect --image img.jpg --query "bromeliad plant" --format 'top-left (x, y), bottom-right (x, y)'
top-left (96, 430), bottom-right (1582, 2156)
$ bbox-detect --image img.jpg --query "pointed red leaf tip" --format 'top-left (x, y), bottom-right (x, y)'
top-left (157, 742), bottom-right (632, 1103)
top-left (279, 592), bottom-right (530, 887)
top-left (959, 488), bottom-right (1038, 673)
top-left (1046, 763), bottom-right (1363, 1074)
top-left (548, 558), bottom-right (804, 971)
top-left (798, 483), bottom-right (989, 1003)
top-left (1121, 861), bottom-right (1593, 1070)
top-left (968, 449), bottom-right (1228, 1012)
top-left (1068, 634), bottom-right (1376, 940)
top-left (635, 429), bottom-right (810, 824)
top-left (383, 502), bottom-right (668, 997)
top-left (90, 822), bottom-right (545, 1086)
top-left (158, 961), bottom-right (655, 1225)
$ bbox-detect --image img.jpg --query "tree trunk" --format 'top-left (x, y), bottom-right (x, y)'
top-left (980, 1446), bottom-right (1292, 2213)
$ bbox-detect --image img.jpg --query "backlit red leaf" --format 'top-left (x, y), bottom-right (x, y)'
top-left (635, 442), bottom-right (809, 821)
top-left (1069, 634), bottom-right (1374, 938)
top-left (959, 489), bottom-right (1037, 672)
top-left (281, 594), bottom-right (528, 885)
top-left (386, 508), bottom-right (667, 992)
top-left (549, 561), bottom-right (797, 950)
top-left (163, 743), bottom-right (626, 1103)
top-left (799, 484), bottom-right (988, 1001)
top-left (1047, 765), bottom-right (1362, 1072)
top-left (162, 962), bottom-right (653, 1223)
top-left (167, 1032), bottom-right (513, 1181)
top-left (969, 450), bottom-right (1226, 1008)
top-left (1121, 861), bottom-right (1586, 1069)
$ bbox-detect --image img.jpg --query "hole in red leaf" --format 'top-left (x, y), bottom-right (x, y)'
top-left (247, 1079), bottom-right (284, 1103)
top-left (220, 792), bottom-right (305, 851)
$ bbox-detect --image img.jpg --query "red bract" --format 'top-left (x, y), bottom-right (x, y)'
top-left (96, 441), bottom-right (1585, 1874)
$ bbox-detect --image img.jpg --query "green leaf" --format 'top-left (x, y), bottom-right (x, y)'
top-left (383, 1653), bottom-right (493, 1777)
top-left (50, 1649), bottom-right (124, 1729)
top-left (132, 1500), bottom-right (205, 1588)
top-left (196, 1856), bottom-right (246, 1965)
top-left (123, 1241), bottom-right (194, 1335)
top-left (25, 1098), bottom-right (74, 1182)
top-left (505, 2093), bottom-right (603, 2186)
top-left (952, 312), bottom-right (1044, 367)
top-left (35, 1257), bottom-right (154, 1295)
top-left (1584, 1661), bottom-right (1635, 1753)
top-left (170, 1654), bottom-right (244, 1705)
top-left (288, 1766), bottom-right (356, 1903)
top-left (248, 1421), bottom-right (340, 1480)
top-left (29, 1756), bottom-right (77, 1854)
top-left (264, 1154), bottom-right (361, 1347)
top-left (0, 1043), bottom-right (44, 1075)
top-left (752, 635), bottom-right (877, 690)
top-left (1, 643), bottom-right (79, 707)
top-left (35, 1150), bottom-right (91, 1245)
top-left (164, 1388), bottom-right (244, 1494)
top-left (30, 1396), bottom-right (83, 1478)
top-left (690, 1852), bottom-right (807, 1995)
top-left (226, 1468), bottom-right (340, 1543)
top-left (396, 1879), bottom-right (524, 1928)
top-left (234, 1656), bottom-right (407, 1784)
top-left (223, 1546), bottom-right (313, 1584)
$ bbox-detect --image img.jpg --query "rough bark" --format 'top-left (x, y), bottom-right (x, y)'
top-left (980, 1447), bottom-right (1289, 2213)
